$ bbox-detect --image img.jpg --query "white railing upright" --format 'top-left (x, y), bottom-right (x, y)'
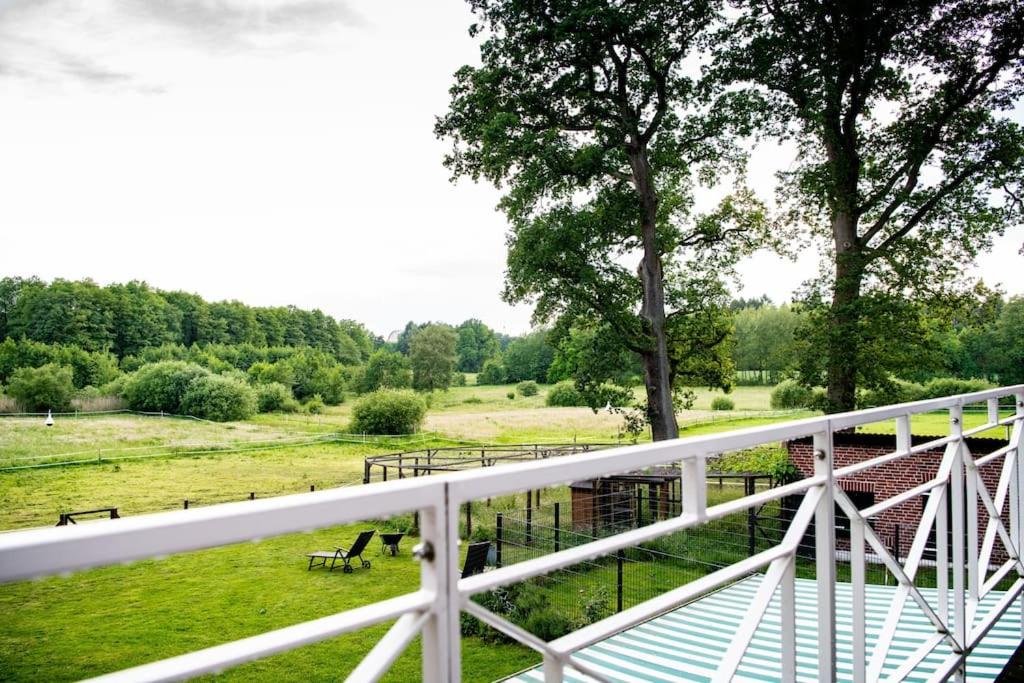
top-left (0, 386), bottom-right (1022, 682)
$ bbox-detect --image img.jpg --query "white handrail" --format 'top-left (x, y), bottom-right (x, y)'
top-left (0, 385), bottom-right (1021, 683)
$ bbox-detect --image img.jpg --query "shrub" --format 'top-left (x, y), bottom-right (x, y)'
top-left (255, 382), bottom-right (299, 413)
top-left (917, 377), bottom-right (994, 400)
top-left (507, 391), bottom-right (515, 400)
top-left (360, 349), bottom-right (413, 392)
top-left (7, 363), bottom-right (74, 412)
top-left (521, 609), bottom-right (573, 641)
top-left (451, 372), bottom-right (467, 387)
top-left (516, 380), bottom-right (539, 397)
top-left (304, 394), bottom-right (326, 415)
top-left (710, 396), bottom-right (735, 411)
top-left (124, 361), bottom-right (209, 413)
top-left (463, 397), bottom-right (483, 404)
top-left (350, 390), bottom-right (427, 435)
top-left (858, 379), bottom-right (926, 408)
top-left (477, 359), bottom-right (507, 385)
top-left (545, 381), bottom-right (585, 407)
top-left (181, 374), bottom-right (257, 422)
top-left (769, 380), bottom-right (815, 410)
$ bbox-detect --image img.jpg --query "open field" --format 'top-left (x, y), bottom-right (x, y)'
top-left (0, 385), bottom-right (1008, 682)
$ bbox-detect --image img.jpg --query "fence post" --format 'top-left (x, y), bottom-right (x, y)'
top-left (813, 428), bottom-right (837, 682)
top-left (419, 483), bottom-right (459, 683)
top-left (554, 503), bottom-right (561, 552)
top-left (616, 550), bottom-right (624, 612)
top-left (636, 489), bottom-right (643, 527)
top-left (249, 492), bottom-right (255, 501)
top-left (363, 460), bottom-right (371, 484)
top-left (892, 524), bottom-right (900, 564)
top-left (747, 477), bottom-right (756, 557)
top-left (496, 513), bottom-right (503, 568)
top-left (526, 506), bottom-right (533, 546)
top-left (465, 501), bottom-right (472, 540)
top-left (184, 499), bottom-right (188, 510)
top-left (310, 484), bottom-right (315, 492)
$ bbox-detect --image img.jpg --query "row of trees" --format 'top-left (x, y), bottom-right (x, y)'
top-left (0, 277), bottom-right (376, 362)
top-left (438, 0), bottom-right (1024, 439)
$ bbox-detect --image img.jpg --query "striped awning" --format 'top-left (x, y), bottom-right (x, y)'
top-left (504, 575), bottom-right (1022, 682)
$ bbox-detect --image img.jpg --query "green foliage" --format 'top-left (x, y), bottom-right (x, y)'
top-left (123, 361), bottom-right (210, 414)
top-left (769, 380), bottom-right (816, 410)
top-left (7, 363), bottom-right (75, 411)
top-left (304, 394), bottom-right (326, 415)
top-left (858, 379), bottom-right (925, 409)
top-left (917, 377), bottom-right (994, 401)
top-left (247, 360), bottom-right (294, 387)
top-left (451, 372), bottom-right (467, 387)
top-left (409, 324), bottom-right (458, 392)
top-left (503, 330), bottom-right (554, 384)
top-left (545, 381), bottom-right (586, 407)
top-left (360, 349), bottom-right (413, 393)
top-left (349, 390), bottom-right (427, 435)
top-left (0, 277), bottom-right (372, 364)
top-left (181, 375), bottom-right (257, 422)
top-left (731, 304), bottom-right (798, 384)
top-left (721, 1), bottom-right (1024, 411)
top-left (0, 339), bottom-right (120, 389)
top-left (477, 359), bottom-right (507, 385)
top-left (285, 349), bottom-right (345, 404)
top-left (255, 382), bottom-right (299, 413)
top-left (455, 319), bottom-right (499, 373)
top-left (437, 1), bottom-right (764, 440)
top-left (710, 396), bottom-right (735, 411)
top-left (506, 392), bottom-right (515, 400)
top-left (714, 446), bottom-right (798, 483)
top-left (516, 380), bottom-right (538, 397)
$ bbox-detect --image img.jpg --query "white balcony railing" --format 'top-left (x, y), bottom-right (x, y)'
top-left (1, 386), bottom-right (1023, 682)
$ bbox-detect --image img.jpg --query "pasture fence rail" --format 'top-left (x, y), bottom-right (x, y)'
top-left (0, 386), bottom-right (1022, 683)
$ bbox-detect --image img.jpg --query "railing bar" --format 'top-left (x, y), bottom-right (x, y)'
top-left (962, 421), bottom-right (1000, 438)
top-left (549, 544), bottom-right (798, 655)
top-left (346, 611), bottom-right (429, 683)
top-left (981, 559), bottom-right (1017, 598)
top-left (459, 476), bottom-right (825, 597)
top-left (975, 443), bottom-right (1016, 467)
top-left (977, 452), bottom-right (1015, 575)
top-left (860, 477), bottom-right (945, 518)
top-left (80, 591), bottom-right (432, 683)
top-left (883, 632), bottom-right (945, 683)
top-left (834, 436), bottom-right (956, 479)
top-left (969, 578), bottom-right (1024, 649)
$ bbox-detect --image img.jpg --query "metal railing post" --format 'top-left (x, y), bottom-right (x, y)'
top-left (1014, 393), bottom-right (1024, 637)
top-left (950, 404), bottom-right (967, 682)
top-left (496, 513), bottom-right (503, 568)
top-left (813, 429), bottom-right (837, 682)
top-left (419, 486), bottom-right (459, 683)
top-left (554, 503), bottom-right (561, 553)
top-left (616, 550), bottom-right (624, 612)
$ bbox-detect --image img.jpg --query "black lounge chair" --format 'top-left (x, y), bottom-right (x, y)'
top-left (460, 541), bottom-right (491, 579)
top-left (306, 530), bottom-right (376, 573)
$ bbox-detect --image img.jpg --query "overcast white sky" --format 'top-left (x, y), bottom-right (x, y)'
top-left (0, 0), bottom-right (1020, 338)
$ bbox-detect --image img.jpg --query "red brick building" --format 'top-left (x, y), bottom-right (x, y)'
top-left (786, 432), bottom-right (1011, 562)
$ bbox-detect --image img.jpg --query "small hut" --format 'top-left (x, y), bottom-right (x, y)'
top-left (569, 468), bottom-right (681, 533)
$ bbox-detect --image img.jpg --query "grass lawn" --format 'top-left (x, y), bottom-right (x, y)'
top-left (7, 387), bottom-right (999, 682)
top-left (0, 522), bottom-right (537, 682)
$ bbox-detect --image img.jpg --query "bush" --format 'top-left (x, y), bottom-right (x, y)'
top-left (350, 390), bottom-right (427, 435)
top-left (917, 377), bottom-right (994, 400)
top-left (506, 391), bottom-right (515, 400)
top-left (7, 363), bottom-right (74, 412)
top-left (545, 381), bottom-right (585, 407)
top-left (769, 380), bottom-right (816, 410)
top-left (123, 361), bottom-right (210, 414)
top-left (710, 396), bottom-right (735, 411)
top-left (360, 349), bottom-right (413, 393)
top-left (858, 379), bottom-right (926, 408)
top-left (255, 382), bottom-right (299, 413)
top-left (451, 372), bottom-right (467, 387)
top-left (517, 380), bottom-right (539, 397)
top-left (477, 359), bottom-right (507, 385)
top-left (181, 374), bottom-right (257, 422)
top-left (304, 394), bottom-right (326, 415)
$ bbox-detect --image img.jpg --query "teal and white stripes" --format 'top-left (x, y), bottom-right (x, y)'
top-left (505, 575), bottom-right (1022, 683)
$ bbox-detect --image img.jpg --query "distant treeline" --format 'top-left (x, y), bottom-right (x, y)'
top-left (0, 277), bottom-right (375, 363)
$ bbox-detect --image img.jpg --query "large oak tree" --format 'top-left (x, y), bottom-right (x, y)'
top-left (436, 0), bottom-right (764, 439)
top-left (722, 0), bottom-right (1024, 411)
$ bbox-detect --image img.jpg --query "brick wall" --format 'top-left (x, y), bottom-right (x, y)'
top-left (787, 433), bottom-right (1011, 563)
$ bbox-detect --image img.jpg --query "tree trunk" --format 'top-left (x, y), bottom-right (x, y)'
top-left (628, 143), bottom-right (679, 441)
top-left (826, 210), bottom-right (864, 413)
